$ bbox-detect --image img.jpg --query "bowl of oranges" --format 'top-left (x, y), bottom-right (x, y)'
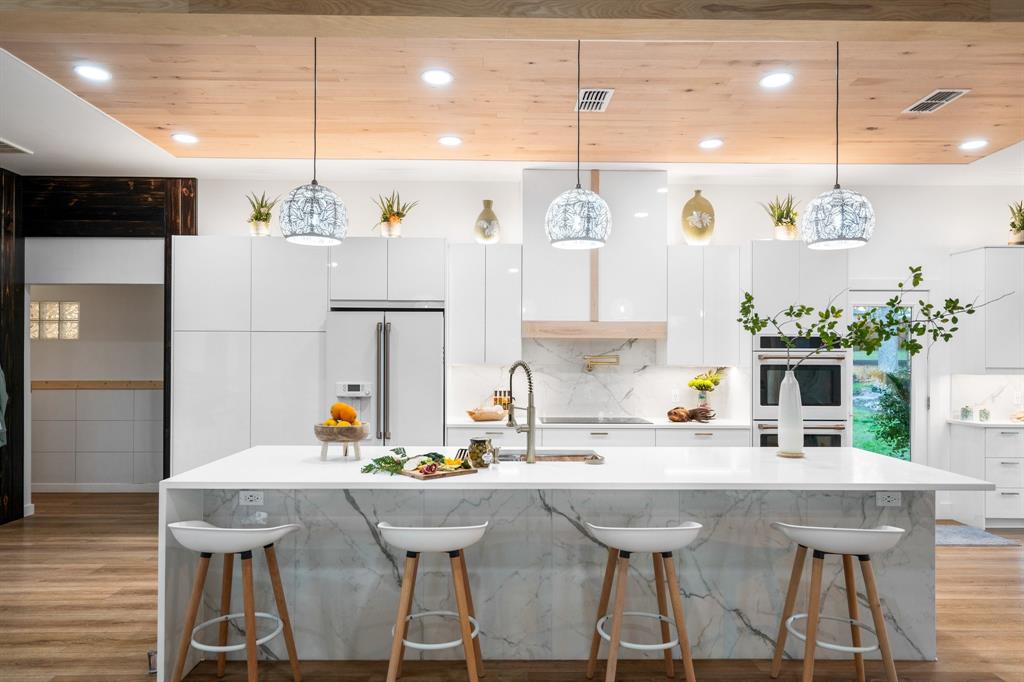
top-left (314, 401), bottom-right (370, 444)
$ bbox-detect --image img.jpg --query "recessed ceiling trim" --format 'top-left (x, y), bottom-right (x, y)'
top-left (0, 137), bottom-right (34, 155)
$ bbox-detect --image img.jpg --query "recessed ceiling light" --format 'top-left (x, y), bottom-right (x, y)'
top-left (73, 64), bottom-right (111, 82)
top-left (656, 187), bottom-right (668, 194)
top-left (699, 138), bottom-right (724, 150)
top-left (959, 138), bottom-right (988, 151)
top-left (438, 135), bottom-right (462, 146)
top-left (421, 69), bottom-right (454, 86)
top-left (759, 71), bottom-right (794, 89)
top-left (634, 211), bottom-right (649, 218)
top-left (171, 132), bottom-right (199, 144)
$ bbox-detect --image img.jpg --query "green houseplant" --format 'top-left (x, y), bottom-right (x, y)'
top-left (245, 192), bottom-right (278, 237)
top-left (761, 194), bottom-right (800, 241)
top-left (687, 367), bottom-right (726, 408)
top-left (1009, 201), bottom-right (1024, 245)
top-left (373, 191), bottom-right (419, 238)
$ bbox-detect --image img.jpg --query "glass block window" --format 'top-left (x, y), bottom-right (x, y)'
top-left (30, 301), bottom-right (80, 340)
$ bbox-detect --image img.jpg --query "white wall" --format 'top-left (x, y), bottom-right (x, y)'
top-left (199, 179), bottom-right (523, 243)
top-left (30, 285), bottom-right (164, 381)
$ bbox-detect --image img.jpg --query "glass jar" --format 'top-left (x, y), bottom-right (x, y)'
top-left (467, 437), bottom-right (494, 468)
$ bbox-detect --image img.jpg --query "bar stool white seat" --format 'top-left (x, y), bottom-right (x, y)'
top-left (168, 521), bottom-right (303, 682)
top-left (378, 521), bottom-right (488, 682)
top-left (769, 522), bottom-right (906, 682)
top-left (585, 521), bottom-right (702, 682)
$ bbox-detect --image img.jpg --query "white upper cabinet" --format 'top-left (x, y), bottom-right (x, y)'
top-left (329, 237), bottom-right (446, 303)
top-left (666, 245), bottom-right (740, 366)
top-left (597, 170), bottom-right (667, 322)
top-left (447, 243), bottom-right (486, 365)
top-left (484, 244), bottom-right (523, 364)
top-left (522, 169), bottom-right (591, 321)
top-left (251, 238), bottom-right (329, 331)
top-left (951, 246), bottom-right (1024, 372)
top-left (751, 240), bottom-right (848, 324)
top-left (250, 331), bottom-right (324, 446)
top-left (172, 236), bottom-right (251, 331)
top-left (447, 243), bottom-right (523, 365)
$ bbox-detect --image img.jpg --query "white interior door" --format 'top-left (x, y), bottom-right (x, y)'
top-left (326, 311), bottom-right (384, 444)
top-left (384, 311), bottom-right (445, 446)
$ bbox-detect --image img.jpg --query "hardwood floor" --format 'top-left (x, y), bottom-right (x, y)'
top-left (1, 494), bottom-right (1021, 682)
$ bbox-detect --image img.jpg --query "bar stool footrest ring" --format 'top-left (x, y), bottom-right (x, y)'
top-left (596, 611), bottom-right (679, 651)
top-left (785, 613), bottom-right (880, 654)
top-left (391, 610), bottom-right (480, 651)
top-left (190, 612), bottom-right (283, 653)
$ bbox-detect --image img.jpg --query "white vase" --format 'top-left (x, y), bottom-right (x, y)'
top-left (777, 370), bottom-right (804, 457)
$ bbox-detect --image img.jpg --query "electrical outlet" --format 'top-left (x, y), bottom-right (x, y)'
top-left (671, 388), bottom-right (681, 403)
top-left (876, 491), bottom-right (901, 507)
top-left (239, 490), bottom-right (264, 506)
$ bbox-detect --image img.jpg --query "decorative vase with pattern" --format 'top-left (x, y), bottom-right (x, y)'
top-left (474, 199), bottom-right (501, 244)
top-left (777, 370), bottom-right (804, 457)
top-left (681, 189), bottom-right (715, 245)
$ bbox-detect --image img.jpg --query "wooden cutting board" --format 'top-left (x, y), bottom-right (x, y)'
top-left (399, 468), bottom-right (479, 480)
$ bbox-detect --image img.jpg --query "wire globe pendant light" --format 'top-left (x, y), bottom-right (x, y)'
top-left (279, 37), bottom-right (348, 246)
top-left (801, 42), bottom-right (874, 250)
top-left (544, 40), bottom-right (611, 250)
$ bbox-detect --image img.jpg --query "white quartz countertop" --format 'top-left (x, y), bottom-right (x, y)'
top-left (163, 446), bottom-right (993, 492)
top-left (446, 417), bottom-right (751, 429)
top-left (947, 419), bottom-right (1024, 429)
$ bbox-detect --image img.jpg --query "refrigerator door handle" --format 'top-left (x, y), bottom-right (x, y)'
top-left (384, 321), bottom-right (392, 440)
top-left (375, 322), bottom-right (384, 440)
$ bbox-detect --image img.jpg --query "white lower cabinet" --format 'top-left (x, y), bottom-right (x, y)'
top-left (447, 426), bottom-right (526, 448)
top-left (250, 332), bottom-right (324, 446)
top-left (172, 331), bottom-right (251, 475)
top-left (541, 428), bottom-right (655, 448)
top-left (949, 424), bottom-right (1024, 527)
top-left (655, 428), bottom-right (751, 447)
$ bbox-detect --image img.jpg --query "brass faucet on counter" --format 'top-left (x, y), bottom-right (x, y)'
top-left (506, 360), bottom-right (537, 464)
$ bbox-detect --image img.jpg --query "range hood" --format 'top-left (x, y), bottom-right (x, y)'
top-left (522, 321), bottom-right (666, 340)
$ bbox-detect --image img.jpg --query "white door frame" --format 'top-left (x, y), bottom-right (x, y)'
top-left (849, 288), bottom-right (929, 464)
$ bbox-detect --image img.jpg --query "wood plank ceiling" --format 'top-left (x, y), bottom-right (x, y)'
top-left (1, 37), bottom-right (1022, 164)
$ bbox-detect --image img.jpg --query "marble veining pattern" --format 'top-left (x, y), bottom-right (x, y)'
top-left (201, 489), bottom-right (934, 663)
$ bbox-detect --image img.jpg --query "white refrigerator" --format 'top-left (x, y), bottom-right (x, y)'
top-left (326, 309), bottom-right (445, 446)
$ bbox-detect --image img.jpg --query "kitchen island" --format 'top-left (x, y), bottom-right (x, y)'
top-left (158, 446), bottom-right (992, 680)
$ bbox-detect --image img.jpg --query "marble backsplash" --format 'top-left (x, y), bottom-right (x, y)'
top-left (448, 339), bottom-right (750, 421)
top-left (950, 374), bottom-right (1024, 421)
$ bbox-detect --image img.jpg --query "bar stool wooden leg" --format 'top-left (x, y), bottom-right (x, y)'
top-left (240, 551), bottom-right (259, 682)
top-left (395, 553), bottom-right (419, 679)
top-left (604, 550), bottom-right (631, 682)
top-left (663, 552), bottom-right (696, 682)
top-left (172, 553), bottom-right (212, 682)
top-left (842, 555), bottom-right (866, 682)
top-left (859, 556), bottom-right (898, 682)
top-left (387, 552), bottom-right (419, 682)
top-left (770, 544), bottom-right (808, 678)
top-left (450, 550), bottom-right (480, 682)
top-left (216, 553), bottom-right (233, 679)
top-left (586, 547), bottom-right (617, 680)
top-left (265, 543), bottom-right (302, 682)
top-left (801, 550), bottom-right (825, 682)
top-left (458, 550), bottom-right (485, 677)
top-left (652, 553), bottom-right (675, 679)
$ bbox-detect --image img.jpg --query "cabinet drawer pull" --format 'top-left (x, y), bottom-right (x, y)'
top-left (999, 492), bottom-right (1021, 496)
top-left (694, 432), bottom-right (714, 437)
top-left (589, 432), bottom-right (609, 436)
top-left (999, 432), bottom-right (1020, 436)
top-left (1000, 461), bottom-right (1021, 465)
top-left (484, 431), bottom-right (504, 436)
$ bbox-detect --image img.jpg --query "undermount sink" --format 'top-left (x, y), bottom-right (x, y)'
top-left (497, 448), bottom-right (604, 464)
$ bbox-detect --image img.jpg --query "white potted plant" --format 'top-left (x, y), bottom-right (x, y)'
top-left (373, 191), bottom-right (419, 238)
top-left (1009, 201), bottom-right (1024, 245)
top-left (245, 192), bottom-right (277, 237)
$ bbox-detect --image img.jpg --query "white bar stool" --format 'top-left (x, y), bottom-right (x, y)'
top-left (584, 521), bottom-right (702, 682)
top-left (769, 522), bottom-right (906, 682)
top-left (168, 521), bottom-right (303, 682)
top-left (378, 521), bottom-right (489, 682)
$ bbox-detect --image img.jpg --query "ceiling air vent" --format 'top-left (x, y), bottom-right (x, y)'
top-left (0, 137), bottom-right (33, 155)
top-left (576, 88), bottom-right (615, 113)
top-left (902, 89), bottom-right (970, 114)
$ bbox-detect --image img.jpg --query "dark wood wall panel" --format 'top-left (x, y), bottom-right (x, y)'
top-left (0, 168), bottom-right (25, 525)
top-left (21, 177), bottom-right (169, 238)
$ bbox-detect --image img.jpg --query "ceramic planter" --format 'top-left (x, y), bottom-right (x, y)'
top-left (1010, 230), bottom-right (1024, 245)
top-left (380, 220), bottom-right (402, 238)
top-left (249, 220), bottom-right (270, 237)
top-left (777, 370), bottom-right (804, 457)
top-left (773, 223), bottom-right (799, 241)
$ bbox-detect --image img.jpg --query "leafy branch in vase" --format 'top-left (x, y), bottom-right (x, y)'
top-left (737, 265), bottom-right (1012, 370)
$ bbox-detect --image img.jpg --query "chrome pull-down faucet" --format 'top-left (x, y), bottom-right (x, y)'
top-left (507, 360), bottom-right (537, 464)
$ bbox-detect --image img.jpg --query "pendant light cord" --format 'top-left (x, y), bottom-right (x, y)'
top-left (313, 36), bottom-right (319, 184)
top-left (575, 39), bottom-right (582, 189)
top-left (834, 41), bottom-right (840, 189)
